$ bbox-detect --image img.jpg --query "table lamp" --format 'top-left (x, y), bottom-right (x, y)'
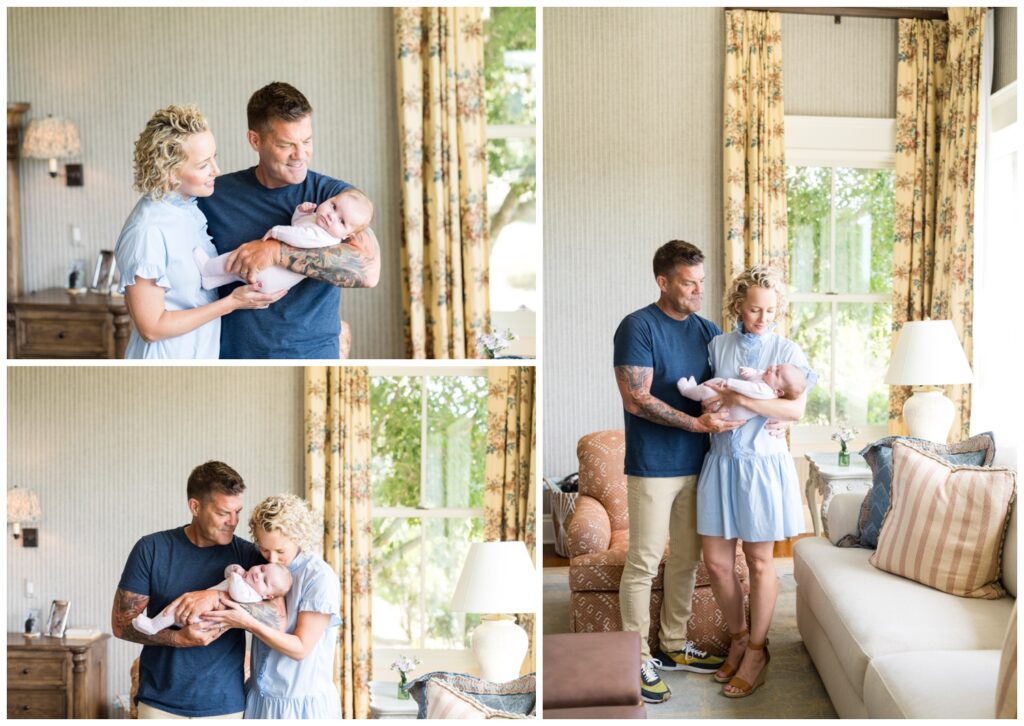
top-left (450, 541), bottom-right (537, 683)
top-left (884, 319), bottom-right (973, 443)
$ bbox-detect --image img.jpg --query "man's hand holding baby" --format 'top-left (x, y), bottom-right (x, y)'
top-left (226, 239), bottom-right (283, 284)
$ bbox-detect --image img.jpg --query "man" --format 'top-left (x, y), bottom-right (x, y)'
top-left (111, 462), bottom-right (282, 719)
top-left (613, 241), bottom-right (744, 704)
top-left (198, 82), bottom-right (380, 358)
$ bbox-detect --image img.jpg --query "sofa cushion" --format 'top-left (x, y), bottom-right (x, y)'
top-left (793, 536), bottom-right (1014, 700)
top-left (544, 631), bottom-right (641, 711)
top-left (863, 650), bottom-right (1001, 718)
top-left (424, 680), bottom-right (531, 719)
top-left (869, 443), bottom-right (1016, 599)
top-left (996, 604), bottom-right (1017, 719)
top-left (408, 672), bottom-right (535, 719)
top-left (841, 432), bottom-right (996, 549)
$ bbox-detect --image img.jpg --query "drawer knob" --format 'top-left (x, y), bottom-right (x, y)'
top-left (57, 331), bottom-right (66, 339)
top-left (21, 705), bottom-right (31, 711)
top-left (21, 667), bottom-right (30, 675)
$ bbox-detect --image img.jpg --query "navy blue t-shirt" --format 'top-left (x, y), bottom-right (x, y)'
top-left (613, 304), bottom-right (721, 477)
top-left (197, 167), bottom-right (351, 359)
top-left (118, 527), bottom-right (263, 717)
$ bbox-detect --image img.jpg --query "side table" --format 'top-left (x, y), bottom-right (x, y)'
top-left (804, 452), bottom-right (872, 539)
top-left (8, 288), bottom-right (131, 359)
top-left (368, 680), bottom-right (418, 719)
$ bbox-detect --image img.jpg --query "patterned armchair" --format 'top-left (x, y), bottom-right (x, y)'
top-left (566, 430), bottom-right (749, 656)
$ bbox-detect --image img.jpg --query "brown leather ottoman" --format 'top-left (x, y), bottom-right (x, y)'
top-left (543, 631), bottom-right (646, 719)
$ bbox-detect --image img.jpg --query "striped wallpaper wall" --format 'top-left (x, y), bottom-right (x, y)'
top-left (7, 7), bottom-right (404, 358)
top-left (6, 366), bottom-right (305, 710)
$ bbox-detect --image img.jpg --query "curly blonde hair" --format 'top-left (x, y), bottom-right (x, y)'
top-left (724, 265), bottom-right (788, 324)
top-left (133, 104), bottom-right (209, 199)
top-left (249, 494), bottom-right (321, 554)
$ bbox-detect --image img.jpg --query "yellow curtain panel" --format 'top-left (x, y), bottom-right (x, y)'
top-left (395, 7), bottom-right (491, 359)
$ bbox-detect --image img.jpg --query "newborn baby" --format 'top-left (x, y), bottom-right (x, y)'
top-left (132, 563), bottom-right (292, 635)
top-left (677, 363), bottom-right (808, 421)
top-left (194, 188), bottom-right (373, 295)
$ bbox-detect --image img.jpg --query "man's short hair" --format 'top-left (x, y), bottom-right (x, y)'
top-left (247, 82), bottom-right (312, 136)
top-left (187, 461), bottom-right (246, 502)
top-left (653, 240), bottom-right (705, 279)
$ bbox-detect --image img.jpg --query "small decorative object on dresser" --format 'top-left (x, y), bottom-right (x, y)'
top-left (88, 250), bottom-right (115, 294)
top-left (831, 424), bottom-right (858, 467)
top-left (390, 655), bottom-right (421, 700)
top-left (7, 631), bottom-right (109, 718)
top-left (45, 600), bottom-right (70, 638)
top-left (804, 451), bottom-right (872, 538)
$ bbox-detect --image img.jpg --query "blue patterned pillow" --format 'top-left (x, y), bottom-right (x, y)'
top-left (408, 671), bottom-right (536, 719)
top-left (836, 432), bottom-right (996, 549)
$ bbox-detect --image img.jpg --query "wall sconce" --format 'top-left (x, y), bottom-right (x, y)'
top-left (21, 115), bottom-right (82, 186)
top-left (7, 486), bottom-right (42, 547)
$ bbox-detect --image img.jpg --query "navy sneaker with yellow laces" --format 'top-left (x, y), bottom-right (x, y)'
top-left (652, 641), bottom-right (725, 674)
top-left (640, 658), bottom-right (672, 703)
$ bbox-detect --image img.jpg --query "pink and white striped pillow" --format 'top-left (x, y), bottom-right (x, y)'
top-left (869, 441), bottom-right (1016, 599)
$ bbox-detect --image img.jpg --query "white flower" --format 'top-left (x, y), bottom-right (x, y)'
top-left (475, 328), bottom-right (518, 357)
top-left (389, 655), bottom-right (421, 675)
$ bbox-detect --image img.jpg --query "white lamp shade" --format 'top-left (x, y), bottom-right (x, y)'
top-left (885, 320), bottom-right (973, 386)
top-left (7, 488), bottom-right (42, 524)
top-left (22, 116), bottom-right (81, 160)
top-left (451, 541), bottom-right (537, 614)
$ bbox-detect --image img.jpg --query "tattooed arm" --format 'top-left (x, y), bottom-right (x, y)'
top-left (225, 228), bottom-right (381, 289)
top-left (614, 366), bottom-right (743, 434)
top-left (111, 588), bottom-right (224, 648)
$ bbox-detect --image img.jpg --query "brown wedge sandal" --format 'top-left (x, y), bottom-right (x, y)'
top-left (713, 628), bottom-right (749, 684)
top-left (722, 638), bottom-right (770, 698)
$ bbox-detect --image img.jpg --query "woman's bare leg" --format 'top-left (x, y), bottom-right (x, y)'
top-left (702, 535), bottom-right (747, 679)
top-left (723, 540), bottom-right (776, 693)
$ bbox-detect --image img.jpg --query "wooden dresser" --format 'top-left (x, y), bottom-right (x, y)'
top-left (8, 288), bottom-right (131, 359)
top-left (7, 633), bottom-right (110, 719)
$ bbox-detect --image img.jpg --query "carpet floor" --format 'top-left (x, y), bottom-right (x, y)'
top-left (542, 558), bottom-right (838, 719)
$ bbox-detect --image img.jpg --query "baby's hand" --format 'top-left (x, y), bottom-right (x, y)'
top-left (297, 201), bottom-right (317, 214)
top-left (224, 564), bottom-right (245, 578)
top-left (738, 367), bottom-right (760, 380)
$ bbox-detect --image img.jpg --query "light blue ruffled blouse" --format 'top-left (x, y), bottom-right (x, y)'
top-left (114, 193), bottom-right (220, 359)
top-left (244, 550), bottom-right (343, 720)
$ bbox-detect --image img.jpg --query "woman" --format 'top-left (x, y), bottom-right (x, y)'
top-left (697, 265), bottom-right (814, 698)
top-left (114, 104), bottom-right (283, 358)
top-left (203, 494), bottom-right (342, 719)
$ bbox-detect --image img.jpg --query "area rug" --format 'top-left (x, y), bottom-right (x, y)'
top-left (542, 558), bottom-right (837, 719)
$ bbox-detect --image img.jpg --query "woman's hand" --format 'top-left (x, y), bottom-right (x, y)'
top-left (201, 599), bottom-right (258, 631)
top-left (228, 284), bottom-right (286, 310)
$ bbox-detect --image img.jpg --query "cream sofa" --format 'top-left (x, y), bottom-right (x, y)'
top-left (793, 447), bottom-right (1017, 718)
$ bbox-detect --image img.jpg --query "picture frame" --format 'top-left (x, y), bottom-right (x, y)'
top-left (45, 599), bottom-right (70, 638)
top-left (89, 250), bottom-right (116, 293)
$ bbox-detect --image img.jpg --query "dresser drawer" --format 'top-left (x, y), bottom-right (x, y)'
top-left (14, 310), bottom-right (113, 357)
top-left (7, 688), bottom-right (68, 719)
top-left (7, 655), bottom-right (68, 686)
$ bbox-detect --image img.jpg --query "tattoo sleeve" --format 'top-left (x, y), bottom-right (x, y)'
top-left (280, 228), bottom-right (381, 288)
top-left (238, 599), bottom-right (288, 631)
top-left (615, 366), bottom-right (701, 432)
top-left (111, 588), bottom-right (180, 648)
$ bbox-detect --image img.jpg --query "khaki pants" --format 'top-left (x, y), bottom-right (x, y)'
top-left (138, 702), bottom-right (244, 719)
top-left (619, 474), bottom-right (701, 662)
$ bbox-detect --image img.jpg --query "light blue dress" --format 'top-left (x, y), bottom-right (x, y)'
top-left (696, 327), bottom-right (817, 542)
top-left (114, 193), bottom-right (220, 359)
top-left (244, 550), bottom-right (343, 719)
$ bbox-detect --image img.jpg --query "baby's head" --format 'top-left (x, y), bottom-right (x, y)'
top-left (315, 189), bottom-right (373, 240)
top-left (762, 363), bottom-right (807, 400)
top-left (242, 563), bottom-right (293, 599)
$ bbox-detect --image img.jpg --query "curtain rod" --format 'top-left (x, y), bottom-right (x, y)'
top-left (726, 7), bottom-right (949, 22)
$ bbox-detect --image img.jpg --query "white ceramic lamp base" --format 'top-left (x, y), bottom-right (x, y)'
top-left (903, 389), bottom-right (955, 443)
top-left (471, 615), bottom-right (527, 683)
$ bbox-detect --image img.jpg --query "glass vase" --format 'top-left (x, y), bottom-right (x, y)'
top-left (838, 449), bottom-right (850, 467)
top-left (397, 674), bottom-right (411, 700)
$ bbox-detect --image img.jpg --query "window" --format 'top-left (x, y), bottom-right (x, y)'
top-left (370, 370), bottom-right (487, 670)
top-left (785, 117), bottom-right (896, 443)
top-left (484, 7), bottom-right (536, 355)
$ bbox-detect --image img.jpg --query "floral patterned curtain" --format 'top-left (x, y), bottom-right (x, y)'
top-left (891, 9), bottom-right (985, 439)
top-left (484, 366), bottom-right (536, 673)
top-left (304, 367), bottom-right (373, 719)
top-left (395, 7), bottom-right (490, 359)
top-left (723, 10), bottom-right (788, 291)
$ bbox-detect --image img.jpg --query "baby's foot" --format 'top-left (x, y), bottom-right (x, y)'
top-left (677, 376), bottom-right (698, 396)
top-left (193, 247), bottom-right (236, 290)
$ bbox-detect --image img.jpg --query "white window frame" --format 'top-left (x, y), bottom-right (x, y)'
top-left (369, 366), bottom-right (487, 676)
top-left (785, 117), bottom-right (895, 451)
top-left (485, 9), bottom-right (538, 356)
